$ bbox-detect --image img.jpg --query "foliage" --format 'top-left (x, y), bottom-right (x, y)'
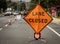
top-left (19, 2), bottom-right (26, 11)
top-left (11, 2), bottom-right (17, 10)
top-left (0, 0), bottom-right (7, 12)
top-left (30, 0), bottom-right (60, 8)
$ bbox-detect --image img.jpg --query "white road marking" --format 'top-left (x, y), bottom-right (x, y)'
top-left (47, 26), bottom-right (60, 37)
top-left (0, 28), bottom-right (3, 31)
top-left (0, 24), bottom-right (8, 31)
top-left (5, 24), bottom-right (8, 27)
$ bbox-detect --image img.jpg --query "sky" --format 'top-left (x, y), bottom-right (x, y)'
top-left (11, 0), bottom-right (31, 2)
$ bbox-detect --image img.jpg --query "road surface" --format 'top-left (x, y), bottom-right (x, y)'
top-left (0, 16), bottom-right (60, 44)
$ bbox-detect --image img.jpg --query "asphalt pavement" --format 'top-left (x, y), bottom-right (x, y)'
top-left (0, 16), bottom-right (14, 27)
top-left (0, 16), bottom-right (60, 44)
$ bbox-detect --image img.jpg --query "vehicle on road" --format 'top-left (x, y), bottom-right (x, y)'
top-left (3, 11), bottom-right (12, 16)
top-left (13, 12), bottom-right (19, 16)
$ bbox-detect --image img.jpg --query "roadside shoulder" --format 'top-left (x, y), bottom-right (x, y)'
top-left (52, 17), bottom-right (60, 25)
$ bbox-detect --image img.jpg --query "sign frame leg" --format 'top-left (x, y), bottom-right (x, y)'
top-left (34, 32), bottom-right (41, 40)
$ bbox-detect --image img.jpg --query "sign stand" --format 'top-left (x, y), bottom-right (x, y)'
top-left (34, 32), bottom-right (47, 42)
top-left (34, 32), bottom-right (41, 40)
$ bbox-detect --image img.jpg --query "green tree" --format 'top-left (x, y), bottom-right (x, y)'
top-left (7, 0), bottom-right (12, 7)
top-left (29, 0), bottom-right (42, 10)
top-left (11, 2), bottom-right (17, 10)
top-left (19, 2), bottom-right (26, 11)
top-left (30, 0), bottom-right (60, 12)
top-left (0, 0), bottom-right (7, 12)
top-left (30, 0), bottom-right (47, 10)
top-left (31, 0), bottom-right (39, 4)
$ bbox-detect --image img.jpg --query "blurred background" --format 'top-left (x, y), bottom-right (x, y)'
top-left (0, 0), bottom-right (60, 17)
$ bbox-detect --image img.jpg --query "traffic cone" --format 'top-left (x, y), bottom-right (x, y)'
top-left (7, 20), bottom-right (12, 25)
top-left (14, 17), bottom-right (16, 21)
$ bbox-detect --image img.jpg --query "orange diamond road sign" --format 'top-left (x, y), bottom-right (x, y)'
top-left (24, 4), bottom-right (53, 33)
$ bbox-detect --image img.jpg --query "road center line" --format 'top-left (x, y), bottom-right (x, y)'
top-left (5, 24), bottom-right (8, 27)
top-left (47, 26), bottom-right (60, 37)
